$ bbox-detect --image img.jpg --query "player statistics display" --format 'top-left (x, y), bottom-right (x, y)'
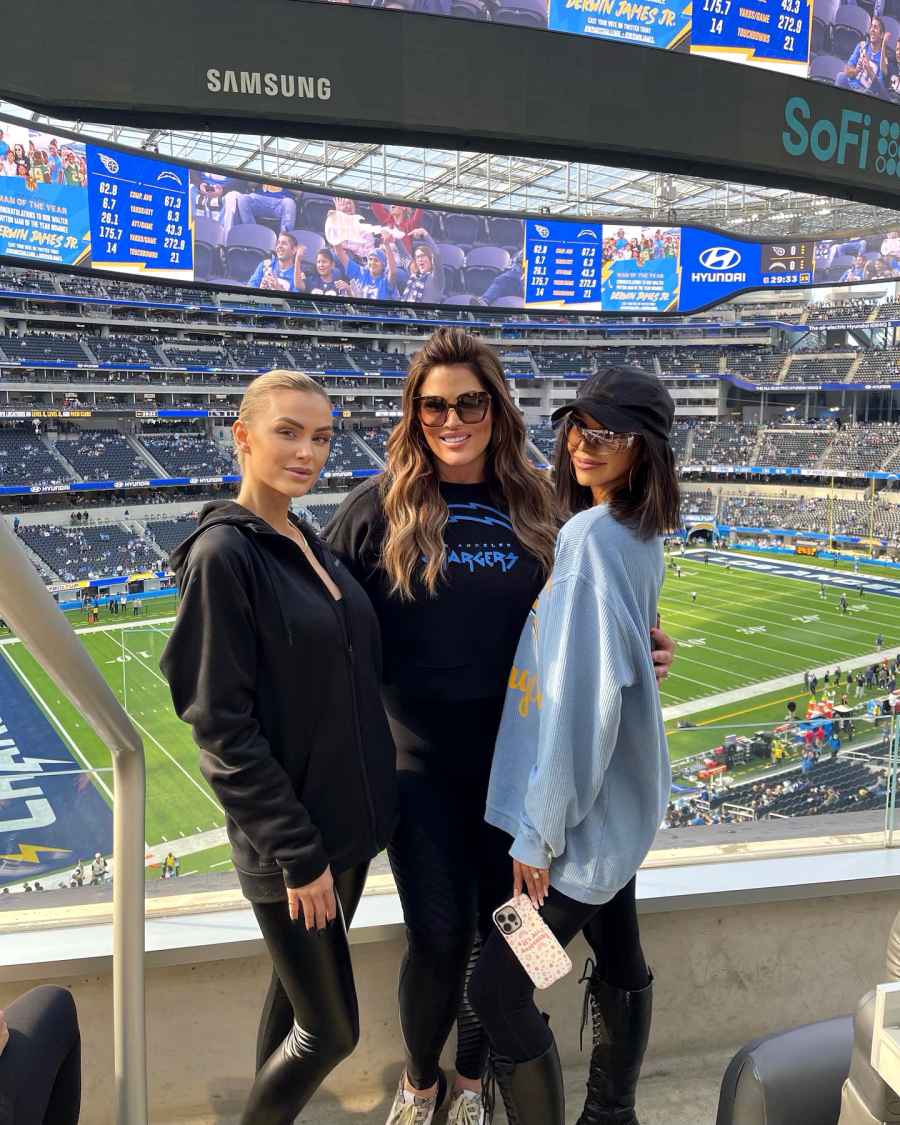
top-left (1, 111), bottom-right (899, 315)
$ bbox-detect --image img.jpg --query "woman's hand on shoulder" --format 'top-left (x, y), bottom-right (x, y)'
top-left (286, 865), bottom-right (336, 931)
top-left (650, 618), bottom-right (676, 684)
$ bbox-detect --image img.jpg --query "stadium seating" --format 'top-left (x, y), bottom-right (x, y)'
top-left (689, 422), bottom-right (758, 465)
top-left (56, 432), bottom-right (155, 481)
top-left (325, 433), bottom-right (381, 474)
top-left (755, 427), bottom-right (832, 467)
top-left (806, 299), bottom-right (876, 325)
top-left (656, 348), bottom-right (722, 375)
top-left (304, 502), bottom-right (339, 529)
top-left (665, 758), bottom-right (887, 829)
top-left (17, 523), bottom-right (163, 582)
top-left (0, 428), bottom-right (72, 487)
top-left (138, 434), bottom-right (236, 476)
top-left (91, 338), bottom-right (163, 366)
top-left (819, 423), bottom-right (900, 471)
top-left (359, 427), bottom-right (391, 462)
top-left (163, 344), bottom-right (229, 368)
top-left (723, 349), bottom-right (786, 383)
top-left (0, 333), bottom-right (91, 366)
top-left (145, 515), bottom-right (199, 555)
top-left (786, 355), bottom-right (856, 382)
top-left (225, 342), bottom-right (298, 369)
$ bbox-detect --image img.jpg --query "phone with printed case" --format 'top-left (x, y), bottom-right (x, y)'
top-left (493, 894), bottom-right (573, 990)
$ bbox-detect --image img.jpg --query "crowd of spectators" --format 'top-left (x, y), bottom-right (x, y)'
top-left (139, 433), bottom-right (236, 476)
top-left (17, 523), bottom-right (163, 582)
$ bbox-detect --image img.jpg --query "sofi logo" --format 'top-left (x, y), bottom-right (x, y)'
top-left (782, 95), bottom-right (877, 171)
top-left (698, 247), bottom-right (742, 271)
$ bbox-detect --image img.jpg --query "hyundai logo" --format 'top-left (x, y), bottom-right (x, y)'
top-left (698, 247), bottom-right (742, 270)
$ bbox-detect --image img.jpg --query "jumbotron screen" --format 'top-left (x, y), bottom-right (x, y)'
top-left (0, 113), bottom-right (897, 314)
top-left (307, 0), bottom-right (900, 110)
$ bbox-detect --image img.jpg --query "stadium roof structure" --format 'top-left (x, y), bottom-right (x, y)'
top-left (5, 98), bottom-right (900, 240)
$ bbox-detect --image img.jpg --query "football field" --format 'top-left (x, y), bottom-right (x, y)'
top-left (1, 550), bottom-right (898, 885)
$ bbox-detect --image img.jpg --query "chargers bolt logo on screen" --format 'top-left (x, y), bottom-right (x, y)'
top-left (691, 246), bottom-right (746, 284)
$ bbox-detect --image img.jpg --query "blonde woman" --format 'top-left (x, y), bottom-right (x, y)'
top-left (324, 329), bottom-right (677, 1125)
top-left (160, 371), bottom-right (396, 1125)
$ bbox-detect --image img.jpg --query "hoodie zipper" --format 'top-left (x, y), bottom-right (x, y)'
top-left (279, 529), bottom-right (380, 854)
top-left (330, 585), bottom-right (380, 855)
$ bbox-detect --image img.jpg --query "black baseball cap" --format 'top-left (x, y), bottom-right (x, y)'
top-left (550, 365), bottom-right (675, 442)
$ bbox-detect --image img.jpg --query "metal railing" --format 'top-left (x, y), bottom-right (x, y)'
top-left (0, 518), bottom-right (147, 1123)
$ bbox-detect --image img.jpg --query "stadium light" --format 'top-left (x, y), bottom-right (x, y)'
top-left (0, 519), bottom-right (147, 1124)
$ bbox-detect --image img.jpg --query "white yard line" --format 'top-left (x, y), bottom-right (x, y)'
top-left (92, 635), bottom-right (221, 815)
top-left (0, 615), bottom-right (175, 648)
top-left (662, 646), bottom-right (894, 721)
top-left (1, 648), bottom-right (116, 804)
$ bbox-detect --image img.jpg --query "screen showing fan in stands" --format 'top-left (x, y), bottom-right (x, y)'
top-left (305, 0), bottom-right (900, 115)
top-left (1, 112), bottom-right (900, 314)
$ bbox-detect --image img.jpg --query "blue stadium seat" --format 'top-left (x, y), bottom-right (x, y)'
top-left (831, 4), bottom-right (870, 59)
top-left (451, 0), bottom-right (491, 16)
top-left (493, 0), bottom-right (549, 26)
top-left (225, 224), bottom-right (276, 282)
top-left (464, 245), bottom-right (511, 295)
top-left (437, 243), bottom-right (466, 293)
top-left (883, 13), bottom-right (900, 44)
top-left (443, 212), bottom-right (484, 249)
top-left (289, 228), bottom-right (328, 279)
top-left (488, 215), bottom-right (523, 252)
top-left (193, 216), bottom-right (226, 281)
top-left (299, 193), bottom-right (335, 234)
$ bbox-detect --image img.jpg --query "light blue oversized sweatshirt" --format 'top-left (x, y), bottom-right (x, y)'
top-left (485, 502), bottom-right (670, 906)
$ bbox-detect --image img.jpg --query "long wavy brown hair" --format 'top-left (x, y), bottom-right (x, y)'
top-left (381, 327), bottom-right (558, 599)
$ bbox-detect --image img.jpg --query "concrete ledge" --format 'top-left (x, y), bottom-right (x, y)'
top-left (2, 845), bottom-right (900, 982)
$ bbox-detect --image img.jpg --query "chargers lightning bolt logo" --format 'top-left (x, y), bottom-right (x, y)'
top-left (445, 503), bottom-right (518, 573)
top-left (0, 843), bottom-right (71, 865)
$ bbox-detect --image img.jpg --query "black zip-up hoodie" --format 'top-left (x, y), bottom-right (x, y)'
top-left (160, 501), bottom-right (396, 903)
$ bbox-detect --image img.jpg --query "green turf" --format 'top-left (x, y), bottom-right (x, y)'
top-left (1, 551), bottom-right (897, 883)
top-left (2, 620), bottom-right (222, 849)
top-left (146, 842), bottom-right (233, 880)
top-left (656, 553), bottom-right (898, 707)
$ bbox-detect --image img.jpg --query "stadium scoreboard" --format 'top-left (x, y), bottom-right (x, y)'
top-left (86, 148), bottom-right (193, 277)
top-left (0, 109), bottom-right (893, 315)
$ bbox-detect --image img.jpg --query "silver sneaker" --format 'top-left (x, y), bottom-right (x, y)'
top-left (385, 1071), bottom-right (447, 1125)
top-left (447, 1087), bottom-right (487, 1125)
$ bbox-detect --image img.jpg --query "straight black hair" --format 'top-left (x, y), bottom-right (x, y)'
top-left (553, 421), bottom-right (681, 539)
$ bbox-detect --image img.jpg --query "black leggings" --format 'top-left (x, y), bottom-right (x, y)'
top-left (242, 863), bottom-right (369, 1125)
top-left (0, 985), bottom-right (81, 1124)
top-left (387, 731), bottom-right (513, 1089)
top-left (469, 876), bottom-right (648, 1063)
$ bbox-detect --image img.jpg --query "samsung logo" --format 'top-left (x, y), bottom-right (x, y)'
top-left (206, 69), bottom-right (332, 101)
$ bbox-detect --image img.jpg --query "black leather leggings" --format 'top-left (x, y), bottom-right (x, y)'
top-left (469, 876), bottom-right (649, 1063)
top-left (242, 863), bottom-right (369, 1125)
top-left (0, 985), bottom-right (81, 1124)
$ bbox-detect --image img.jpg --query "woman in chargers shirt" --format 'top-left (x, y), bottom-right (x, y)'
top-left (323, 331), bottom-right (676, 1125)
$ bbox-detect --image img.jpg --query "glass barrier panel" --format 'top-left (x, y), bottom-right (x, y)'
top-left (651, 542), bottom-right (899, 850)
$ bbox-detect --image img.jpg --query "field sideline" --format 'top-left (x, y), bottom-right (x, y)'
top-left (1, 549), bottom-right (898, 884)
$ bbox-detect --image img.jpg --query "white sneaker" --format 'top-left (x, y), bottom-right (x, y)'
top-left (446, 1087), bottom-right (486, 1125)
top-left (385, 1072), bottom-right (447, 1125)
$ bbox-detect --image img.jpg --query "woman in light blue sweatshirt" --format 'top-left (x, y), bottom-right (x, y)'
top-left (468, 366), bottom-right (681, 1125)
